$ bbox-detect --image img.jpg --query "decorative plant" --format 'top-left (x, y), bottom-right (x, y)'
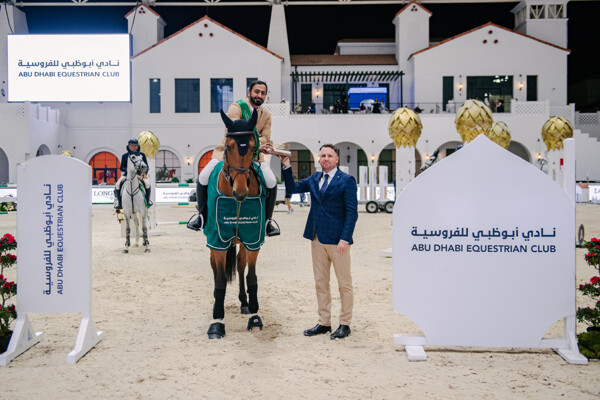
top-left (0, 233), bottom-right (17, 338)
top-left (577, 237), bottom-right (600, 359)
top-left (171, 177), bottom-right (179, 183)
top-left (185, 178), bottom-right (194, 184)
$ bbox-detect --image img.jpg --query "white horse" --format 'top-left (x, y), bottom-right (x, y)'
top-left (122, 153), bottom-right (150, 253)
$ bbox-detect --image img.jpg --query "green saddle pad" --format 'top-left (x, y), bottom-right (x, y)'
top-left (204, 161), bottom-right (267, 251)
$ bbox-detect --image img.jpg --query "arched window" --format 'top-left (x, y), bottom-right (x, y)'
top-left (89, 152), bottom-right (120, 185)
top-left (155, 150), bottom-right (181, 182)
top-left (198, 151), bottom-right (214, 176)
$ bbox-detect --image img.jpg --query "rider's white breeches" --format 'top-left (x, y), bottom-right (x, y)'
top-left (199, 158), bottom-right (276, 188)
top-left (116, 175), bottom-right (150, 189)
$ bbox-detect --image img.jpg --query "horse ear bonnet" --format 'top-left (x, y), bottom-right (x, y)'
top-left (220, 108), bottom-right (258, 133)
top-left (220, 108), bottom-right (258, 157)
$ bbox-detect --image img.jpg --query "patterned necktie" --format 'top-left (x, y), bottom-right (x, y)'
top-left (320, 174), bottom-right (329, 196)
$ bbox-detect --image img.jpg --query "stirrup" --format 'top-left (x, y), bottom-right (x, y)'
top-left (187, 213), bottom-right (204, 232)
top-left (266, 219), bottom-right (280, 237)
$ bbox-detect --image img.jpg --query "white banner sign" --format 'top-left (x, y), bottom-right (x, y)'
top-left (155, 187), bottom-right (193, 203)
top-left (393, 136), bottom-right (574, 348)
top-left (17, 156), bottom-right (92, 313)
top-left (8, 34), bottom-right (131, 102)
top-left (92, 187), bottom-right (115, 204)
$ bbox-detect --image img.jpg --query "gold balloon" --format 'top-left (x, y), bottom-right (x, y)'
top-left (60, 151), bottom-right (73, 157)
top-left (137, 131), bottom-right (160, 159)
top-left (541, 116), bottom-right (573, 151)
top-left (485, 121), bottom-right (511, 149)
top-left (388, 107), bottom-right (423, 148)
top-left (455, 99), bottom-right (494, 143)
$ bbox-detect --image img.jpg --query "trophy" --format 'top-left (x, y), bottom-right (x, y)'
top-left (271, 143), bottom-right (291, 157)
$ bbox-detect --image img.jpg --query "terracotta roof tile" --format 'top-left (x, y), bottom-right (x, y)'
top-left (132, 15), bottom-right (282, 60)
top-left (291, 54), bottom-right (398, 66)
top-left (411, 22), bottom-right (569, 58)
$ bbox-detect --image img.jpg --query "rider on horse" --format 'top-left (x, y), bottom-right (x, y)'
top-left (114, 138), bottom-right (152, 209)
top-left (188, 80), bottom-right (280, 237)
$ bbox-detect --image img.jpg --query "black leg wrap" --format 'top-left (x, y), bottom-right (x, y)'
top-left (247, 315), bottom-right (263, 331)
top-left (213, 288), bottom-right (226, 320)
top-left (247, 285), bottom-right (259, 314)
top-left (207, 322), bottom-right (226, 339)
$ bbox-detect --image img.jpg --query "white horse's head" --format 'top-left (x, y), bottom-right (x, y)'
top-left (127, 153), bottom-right (148, 179)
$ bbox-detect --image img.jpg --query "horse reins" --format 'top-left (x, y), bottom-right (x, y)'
top-left (222, 131), bottom-right (255, 188)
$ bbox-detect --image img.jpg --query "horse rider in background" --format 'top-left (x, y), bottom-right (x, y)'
top-left (114, 138), bottom-right (152, 209)
top-left (188, 79), bottom-right (280, 237)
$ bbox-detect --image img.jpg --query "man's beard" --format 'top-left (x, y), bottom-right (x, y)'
top-left (250, 96), bottom-right (264, 107)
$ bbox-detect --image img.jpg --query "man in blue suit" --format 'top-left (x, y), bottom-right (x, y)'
top-left (279, 144), bottom-right (358, 339)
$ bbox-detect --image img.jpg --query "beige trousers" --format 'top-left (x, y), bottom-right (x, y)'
top-left (310, 237), bottom-right (354, 326)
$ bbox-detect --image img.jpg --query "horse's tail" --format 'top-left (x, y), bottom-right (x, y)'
top-left (225, 245), bottom-right (237, 283)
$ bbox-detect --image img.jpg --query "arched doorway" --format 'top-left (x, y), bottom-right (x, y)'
top-left (156, 149), bottom-right (181, 182)
top-left (284, 142), bottom-right (315, 181)
top-left (89, 152), bottom-right (120, 185)
top-left (198, 150), bottom-right (214, 177)
top-left (36, 144), bottom-right (51, 156)
top-left (333, 141), bottom-right (365, 180)
top-left (378, 144), bottom-right (423, 182)
top-left (436, 141), bottom-right (464, 159)
top-left (507, 141), bottom-right (531, 162)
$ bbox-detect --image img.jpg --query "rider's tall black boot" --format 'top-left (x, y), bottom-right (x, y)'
top-left (187, 182), bottom-right (207, 231)
top-left (265, 187), bottom-right (280, 237)
top-left (114, 188), bottom-right (122, 210)
top-left (145, 186), bottom-right (153, 207)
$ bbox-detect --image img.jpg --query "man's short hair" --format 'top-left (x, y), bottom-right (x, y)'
top-left (320, 144), bottom-right (338, 154)
top-left (248, 80), bottom-right (268, 92)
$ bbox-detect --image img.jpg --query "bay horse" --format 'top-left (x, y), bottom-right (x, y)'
top-left (122, 152), bottom-right (150, 254)
top-left (206, 109), bottom-right (265, 339)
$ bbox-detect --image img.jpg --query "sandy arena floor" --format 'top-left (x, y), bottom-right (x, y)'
top-left (0, 203), bottom-right (599, 399)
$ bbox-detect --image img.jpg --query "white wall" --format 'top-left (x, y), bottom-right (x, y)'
top-left (412, 25), bottom-right (568, 106)
top-left (393, 4), bottom-right (430, 106)
top-left (126, 5), bottom-right (166, 56)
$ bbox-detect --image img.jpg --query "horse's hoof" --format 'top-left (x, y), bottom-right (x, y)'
top-left (145, 249), bottom-right (151, 253)
top-left (122, 249), bottom-right (129, 254)
top-left (240, 306), bottom-right (250, 315)
top-left (207, 322), bottom-right (225, 339)
top-left (247, 315), bottom-right (263, 332)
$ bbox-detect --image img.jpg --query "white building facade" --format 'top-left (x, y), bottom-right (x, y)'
top-left (0, 1), bottom-right (599, 188)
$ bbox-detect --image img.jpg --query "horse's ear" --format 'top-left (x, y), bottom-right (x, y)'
top-left (220, 109), bottom-right (233, 130)
top-left (249, 108), bottom-right (258, 130)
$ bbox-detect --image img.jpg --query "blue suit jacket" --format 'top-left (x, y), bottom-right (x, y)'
top-left (283, 167), bottom-right (358, 245)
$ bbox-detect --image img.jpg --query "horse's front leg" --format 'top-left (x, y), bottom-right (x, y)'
top-left (208, 251), bottom-right (227, 339)
top-left (246, 250), bottom-right (263, 332)
top-left (142, 210), bottom-right (150, 253)
top-left (237, 246), bottom-right (250, 314)
top-left (133, 211), bottom-right (140, 247)
top-left (123, 215), bottom-right (131, 253)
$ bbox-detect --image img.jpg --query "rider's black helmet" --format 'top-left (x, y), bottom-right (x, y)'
top-left (128, 138), bottom-right (139, 146)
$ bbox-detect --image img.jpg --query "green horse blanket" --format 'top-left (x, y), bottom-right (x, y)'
top-left (204, 161), bottom-right (267, 251)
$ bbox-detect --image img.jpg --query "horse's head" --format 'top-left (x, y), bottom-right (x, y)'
top-left (220, 109), bottom-right (258, 202)
top-left (128, 152), bottom-right (148, 179)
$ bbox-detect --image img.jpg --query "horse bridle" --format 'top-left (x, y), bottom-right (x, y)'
top-left (222, 131), bottom-right (255, 187)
